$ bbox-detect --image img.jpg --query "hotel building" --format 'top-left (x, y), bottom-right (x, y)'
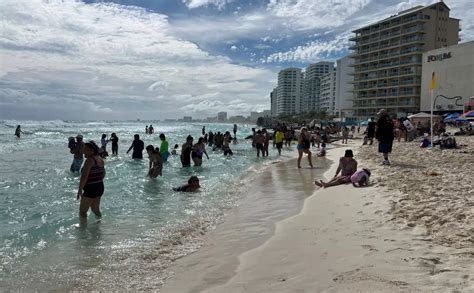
top-left (319, 71), bottom-right (337, 115)
top-left (276, 68), bottom-right (304, 115)
top-left (304, 62), bottom-right (334, 112)
top-left (350, 1), bottom-right (460, 118)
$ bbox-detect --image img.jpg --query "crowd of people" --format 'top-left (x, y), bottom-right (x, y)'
top-left (17, 107), bottom-right (469, 224)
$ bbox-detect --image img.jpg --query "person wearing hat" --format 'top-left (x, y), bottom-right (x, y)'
top-left (181, 135), bottom-right (193, 167)
top-left (314, 149), bottom-right (357, 188)
top-left (375, 108), bottom-right (394, 166)
top-left (70, 135), bottom-right (85, 172)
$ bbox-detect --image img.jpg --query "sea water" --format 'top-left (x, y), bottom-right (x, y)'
top-left (0, 120), bottom-right (274, 290)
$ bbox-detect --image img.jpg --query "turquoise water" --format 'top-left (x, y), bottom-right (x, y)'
top-left (0, 120), bottom-right (279, 290)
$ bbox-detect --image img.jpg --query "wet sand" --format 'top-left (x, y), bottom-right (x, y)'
top-left (161, 141), bottom-right (473, 292)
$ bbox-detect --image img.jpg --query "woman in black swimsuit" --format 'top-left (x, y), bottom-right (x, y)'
top-left (77, 141), bottom-right (105, 224)
top-left (181, 135), bottom-right (193, 167)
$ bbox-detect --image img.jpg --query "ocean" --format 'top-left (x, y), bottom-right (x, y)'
top-left (0, 120), bottom-right (281, 290)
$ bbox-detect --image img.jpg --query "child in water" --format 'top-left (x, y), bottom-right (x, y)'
top-left (317, 143), bottom-right (326, 157)
top-left (173, 176), bottom-right (200, 192)
top-left (171, 144), bottom-right (179, 156)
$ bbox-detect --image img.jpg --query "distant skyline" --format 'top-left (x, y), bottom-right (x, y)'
top-left (1, 0), bottom-right (472, 120)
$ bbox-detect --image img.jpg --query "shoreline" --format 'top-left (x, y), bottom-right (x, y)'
top-left (160, 141), bottom-right (473, 292)
top-left (160, 146), bottom-right (334, 292)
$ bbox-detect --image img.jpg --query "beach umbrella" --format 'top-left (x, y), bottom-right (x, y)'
top-left (455, 117), bottom-right (468, 122)
top-left (444, 113), bottom-right (462, 121)
top-left (463, 110), bottom-right (474, 117)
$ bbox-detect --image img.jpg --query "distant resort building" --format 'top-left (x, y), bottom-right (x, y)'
top-left (304, 62), bottom-right (334, 113)
top-left (276, 68), bottom-right (304, 115)
top-left (350, 1), bottom-right (460, 118)
top-left (217, 112), bottom-right (227, 121)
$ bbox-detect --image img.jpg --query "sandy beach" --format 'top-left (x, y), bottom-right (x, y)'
top-left (161, 138), bottom-right (474, 292)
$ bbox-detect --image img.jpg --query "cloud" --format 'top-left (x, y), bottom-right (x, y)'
top-left (183, 0), bottom-right (234, 10)
top-left (0, 0), bottom-right (275, 120)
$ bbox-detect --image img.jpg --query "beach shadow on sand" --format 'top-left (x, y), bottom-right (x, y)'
top-left (394, 163), bottom-right (426, 170)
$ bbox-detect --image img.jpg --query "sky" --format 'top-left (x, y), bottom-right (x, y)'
top-left (0, 0), bottom-right (472, 120)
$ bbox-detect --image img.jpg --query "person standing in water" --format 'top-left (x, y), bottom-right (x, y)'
top-left (181, 135), bottom-right (193, 167)
top-left (254, 130), bottom-right (265, 157)
top-left (71, 135), bottom-right (85, 173)
top-left (274, 128), bottom-right (285, 156)
top-left (145, 125), bottom-right (149, 134)
top-left (262, 128), bottom-right (270, 157)
top-left (14, 125), bottom-right (23, 138)
top-left (100, 134), bottom-right (109, 152)
top-left (77, 141), bottom-right (105, 224)
top-left (126, 134), bottom-right (144, 159)
top-left (297, 128), bottom-right (313, 169)
top-left (148, 125), bottom-right (154, 135)
top-left (202, 126), bottom-right (206, 136)
top-left (191, 137), bottom-right (209, 167)
top-left (110, 133), bottom-right (119, 155)
top-left (159, 133), bottom-right (170, 162)
top-left (233, 124), bottom-right (237, 139)
top-left (222, 131), bottom-right (233, 156)
top-left (145, 145), bottom-right (163, 178)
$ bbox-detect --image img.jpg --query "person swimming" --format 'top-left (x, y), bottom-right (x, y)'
top-left (173, 176), bottom-right (200, 192)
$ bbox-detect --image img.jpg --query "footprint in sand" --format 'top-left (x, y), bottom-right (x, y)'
top-left (363, 202), bottom-right (373, 206)
top-left (361, 244), bottom-right (378, 252)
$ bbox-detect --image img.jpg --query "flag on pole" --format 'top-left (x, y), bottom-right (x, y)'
top-left (430, 71), bottom-right (436, 91)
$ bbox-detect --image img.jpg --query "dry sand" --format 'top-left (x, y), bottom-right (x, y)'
top-left (161, 139), bottom-right (474, 292)
top-left (357, 135), bottom-right (474, 249)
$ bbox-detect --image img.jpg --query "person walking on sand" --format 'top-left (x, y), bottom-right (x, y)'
top-left (71, 135), bottom-right (85, 173)
top-left (159, 133), bottom-right (170, 162)
top-left (145, 145), bottom-right (163, 178)
top-left (367, 118), bottom-right (376, 145)
top-left (14, 125), bottom-right (24, 138)
top-left (110, 133), bottom-right (119, 155)
top-left (77, 141), bottom-right (105, 224)
top-left (315, 149), bottom-right (357, 188)
top-left (181, 135), bottom-right (193, 167)
top-left (126, 134), bottom-right (144, 159)
top-left (297, 128), bottom-right (313, 168)
top-left (376, 109), bottom-right (395, 166)
top-left (342, 126), bottom-right (349, 144)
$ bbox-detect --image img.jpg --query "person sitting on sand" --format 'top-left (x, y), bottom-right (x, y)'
top-left (317, 143), bottom-right (327, 157)
top-left (173, 176), bottom-right (200, 192)
top-left (145, 145), bottom-right (163, 178)
top-left (351, 168), bottom-right (371, 187)
top-left (315, 149), bottom-right (357, 188)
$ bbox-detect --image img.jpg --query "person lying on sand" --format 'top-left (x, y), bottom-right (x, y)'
top-left (315, 149), bottom-right (357, 188)
top-left (350, 168), bottom-right (371, 187)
